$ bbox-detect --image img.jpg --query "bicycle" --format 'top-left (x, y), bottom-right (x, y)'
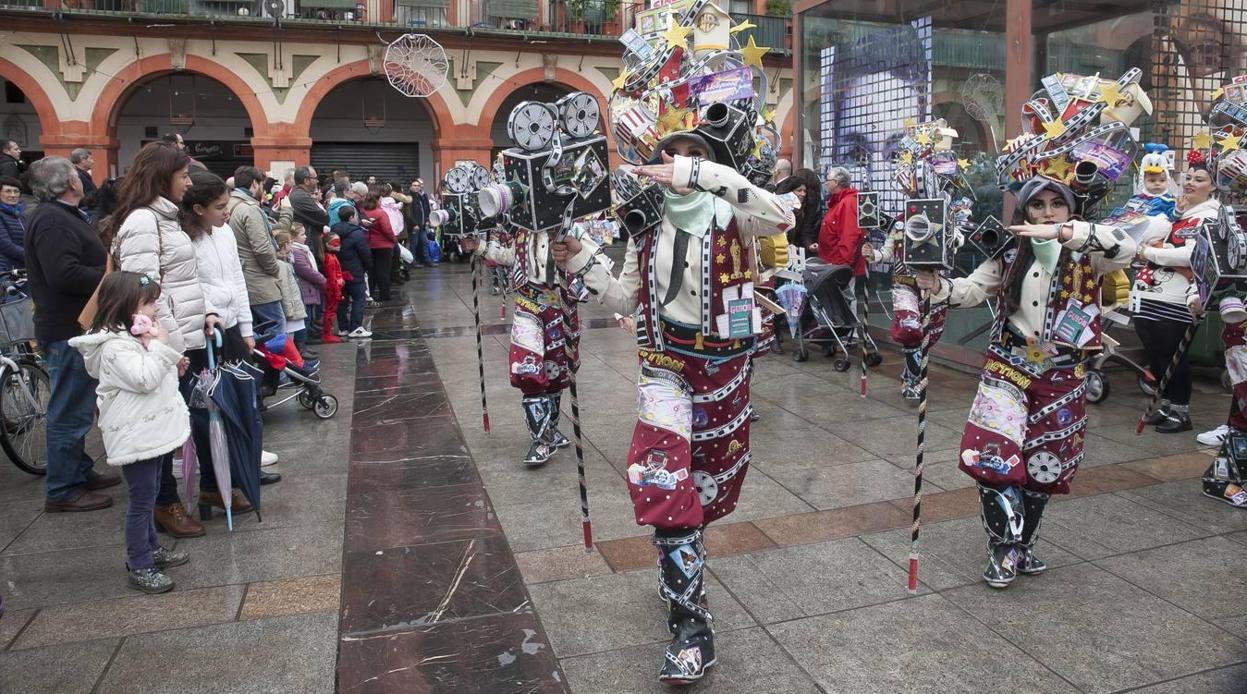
top-left (0, 271), bottom-right (50, 476)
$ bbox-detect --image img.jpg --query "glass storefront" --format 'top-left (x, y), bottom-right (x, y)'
top-left (794, 0), bottom-right (1247, 362)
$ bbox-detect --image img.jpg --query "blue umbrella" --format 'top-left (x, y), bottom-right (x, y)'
top-left (190, 332), bottom-right (234, 529)
top-left (212, 358), bottom-right (264, 523)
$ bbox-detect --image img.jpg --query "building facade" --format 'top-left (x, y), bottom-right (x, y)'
top-left (0, 1), bottom-right (793, 183)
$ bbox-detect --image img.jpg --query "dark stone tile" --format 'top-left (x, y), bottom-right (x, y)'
top-left (340, 533), bottom-right (528, 635)
top-left (347, 457), bottom-right (479, 494)
top-left (0, 637), bottom-right (118, 694)
top-left (337, 612), bottom-right (566, 693)
top-left (97, 612), bottom-right (336, 694)
top-left (350, 414), bottom-right (468, 461)
top-left (352, 390), bottom-right (450, 420)
top-left (345, 482), bottom-right (499, 551)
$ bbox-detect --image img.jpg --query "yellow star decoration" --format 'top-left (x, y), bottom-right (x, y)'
top-left (903, 117), bottom-right (916, 129)
top-left (1042, 120), bottom-right (1067, 139)
top-left (1192, 131), bottom-right (1213, 150)
top-left (761, 105), bottom-right (776, 124)
top-left (898, 151), bottom-right (913, 166)
top-left (658, 106), bottom-right (691, 135)
top-left (752, 138), bottom-right (763, 158)
top-left (611, 69), bottom-right (631, 92)
top-left (743, 269), bottom-right (752, 279)
top-left (1042, 155), bottom-right (1074, 181)
top-left (729, 19), bottom-right (756, 34)
top-left (957, 158), bottom-right (970, 171)
top-left (719, 272), bottom-right (731, 285)
top-left (1213, 87), bottom-right (1225, 101)
top-left (718, 236), bottom-right (727, 247)
top-left (716, 253), bottom-right (725, 264)
top-left (661, 16), bottom-right (693, 50)
top-left (739, 35), bottom-right (769, 68)
top-left (1220, 132), bottom-right (1243, 152)
top-left (1098, 82), bottom-right (1124, 107)
top-left (913, 131), bottom-right (932, 146)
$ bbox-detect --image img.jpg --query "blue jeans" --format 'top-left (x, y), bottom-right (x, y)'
top-left (337, 280), bottom-right (367, 332)
top-left (250, 300), bottom-right (287, 344)
top-left (122, 456), bottom-right (164, 570)
top-left (43, 339), bottom-right (100, 501)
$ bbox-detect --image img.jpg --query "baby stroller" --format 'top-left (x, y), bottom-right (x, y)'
top-left (789, 259), bottom-right (882, 371)
top-left (253, 335), bottom-right (339, 419)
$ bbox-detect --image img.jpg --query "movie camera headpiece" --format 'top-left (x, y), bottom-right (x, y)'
top-left (610, 0), bottom-right (778, 184)
top-left (433, 163), bottom-right (491, 235)
top-left (477, 91), bottom-right (612, 234)
top-left (892, 118), bottom-right (974, 269)
top-left (996, 68), bottom-right (1151, 217)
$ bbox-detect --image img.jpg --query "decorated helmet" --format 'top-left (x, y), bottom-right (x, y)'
top-left (610, 0), bottom-right (778, 186)
top-left (892, 117), bottom-right (973, 232)
top-left (1192, 77), bottom-right (1247, 193)
top-left (996, 68), bottom-right (1151, 215)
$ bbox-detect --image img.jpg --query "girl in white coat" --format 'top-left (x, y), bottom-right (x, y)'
top-left (70, 271), bottom-right (191, 594)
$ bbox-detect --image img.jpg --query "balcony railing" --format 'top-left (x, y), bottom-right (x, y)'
top-left (729, 12), bottom-right (791, 54)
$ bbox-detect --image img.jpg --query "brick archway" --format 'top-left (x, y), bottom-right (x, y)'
top-left (0, 58), bottom-right (58, 143)
top-left (294, 60), bottom-right (452, 140)
top-left (479, 67), bottom-right (618, 168)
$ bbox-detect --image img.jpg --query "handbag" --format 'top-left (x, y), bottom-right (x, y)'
top-left (76, 252), bottom-right (115, 331)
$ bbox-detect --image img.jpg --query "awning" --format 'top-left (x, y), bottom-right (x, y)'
top-left (488, 0), bottom-right (537, 20)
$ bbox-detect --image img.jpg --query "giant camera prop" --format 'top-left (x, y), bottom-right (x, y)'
top-left (965, 215), bottom-right (1014, 261)
top-left (478, 92), bottom-right (612, 234)
top-left (611, 169), bottom-right (664, 240)
top-left (1191, 204), bottom-right (1247, 308)
top-left (437, 163), bottom-right (491, 237)
top-left (902, 197), bottom-right (954, 270)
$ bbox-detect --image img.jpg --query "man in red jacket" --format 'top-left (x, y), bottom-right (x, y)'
top-left (817, 167), bottom-right (866, 275)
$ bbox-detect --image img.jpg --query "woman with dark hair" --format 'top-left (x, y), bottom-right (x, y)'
top-left (91, 177), bottom-right (121, 226)
top-left (915, 176), bottom-right (1136, 589)
top-left (0, 175), bottom-right (26, 273)
top-left (1129, 153), bottom-right (1217, 434)
top-left (775, 168), bottom-right (822, 251)
top-left (105, 141), bottom-right (215, 538)
top-left (359, 190), bottom-right (397, 302)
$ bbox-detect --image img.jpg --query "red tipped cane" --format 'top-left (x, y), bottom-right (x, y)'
top-left (907, 293), bottom-right (933, 594)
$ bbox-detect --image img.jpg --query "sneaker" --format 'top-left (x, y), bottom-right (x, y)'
top-left (302, 359), bottom-right (320, 375)
top-left (348, 327), bottom-right (373, 339)
top-left (1144, 406), bottom-right (1173, 426)
top-left (1198, 424), bottom-right (1232, 447)
top-left (337, 329), bottom-right (349, 337)
top-left (152, 546), bottom-right (189, 569)
top-left (366, 300), bottom-right (382, 309)
top-left (127, 566), bottom-right (174, 594)
top-left (1155, 411), bottom-right (1193, 434)
top-left (261, 450), bottom-right (279, 467)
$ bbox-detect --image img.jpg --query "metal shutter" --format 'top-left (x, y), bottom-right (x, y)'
top-left (310, 142), bottom-right (421, 186)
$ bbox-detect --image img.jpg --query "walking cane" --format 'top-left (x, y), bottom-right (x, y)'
top-left (1136, 316), bottom-right (1202, 434)
top-left (470, 251), bottom-right (491, 434)
top-left (552, 221), bottom-right (593, 551)
top-left (907, 292), bottom-right (933, 594)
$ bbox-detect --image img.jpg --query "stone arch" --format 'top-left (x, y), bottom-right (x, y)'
top-left (0, 57), bottom-right (61, 148)
top-left (294, 60), bottom-right (452, 141)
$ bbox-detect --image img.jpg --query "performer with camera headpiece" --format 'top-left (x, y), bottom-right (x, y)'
top-left (551, 3), bottom-right (794, 681)
top-left (913, 69), bottom-right (1144, 589)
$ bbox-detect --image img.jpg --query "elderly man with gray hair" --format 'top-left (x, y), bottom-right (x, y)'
top-left (23, 156), bottom-right (119, 512)
top-left (70, 148), bottom-right (97, 203)
top-left (816, 165), bottom-right (866, 271)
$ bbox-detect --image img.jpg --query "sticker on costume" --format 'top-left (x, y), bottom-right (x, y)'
top-left (893, 287), bottom-right (920, 314)
top-left (692, 407), bottom-right (709, 428)
top-left (1226, 484), bottom-right (1247, 505)
top-left (672, 647), bottom-right (702, 677)
top-left (1226, 346), bottom-right (1247, 386)
top-left (544, 361), bottom-right (561, 379)
top-left (1055, 408), bottom-right (1073, 426)
top-left (961, 444), bottom-right (1020, 475)
top-left (512, 355), bottom-right (542, 377)
top-left (692, 470), bottom-right (718, 506)
top-left (638, 373), bottom-right (692, 439)
top-left (1053, 299), bottom-right (1098, 346)
top-left (967, 381), bottom-right (1027, 443)
top-left (628, 451), bottom-right (689, 490)
top-left (1026, 450), bottom-right (1063, 484)
top-left (510, 312), bottom-right (545, 354)
top-left (668, 544), bottom-right (703, 579)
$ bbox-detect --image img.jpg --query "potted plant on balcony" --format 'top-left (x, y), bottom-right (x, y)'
top-left (567, 0), bottom-right (587, 33)
top-left (601, 0), bottom-right (620, 36)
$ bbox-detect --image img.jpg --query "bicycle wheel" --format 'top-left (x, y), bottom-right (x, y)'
top-left (0, 360), bottom-right (50, 476)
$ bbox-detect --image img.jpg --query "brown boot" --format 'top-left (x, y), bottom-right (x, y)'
top-left (198, 489), bottom-right (254, 516)
top-left (154, 503), bottom-right (206, 538)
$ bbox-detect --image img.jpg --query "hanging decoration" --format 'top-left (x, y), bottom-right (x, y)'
top-left (383, 34), bottom-right (449, 98)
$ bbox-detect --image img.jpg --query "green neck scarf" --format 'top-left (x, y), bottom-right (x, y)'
top-left (1030, 237), bottom-right (1060, 274)
top-left (664, 189), bottom-right (715, 235)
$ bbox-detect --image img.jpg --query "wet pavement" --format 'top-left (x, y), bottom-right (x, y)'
top-left (1, 260), bottom-right (1245, 693)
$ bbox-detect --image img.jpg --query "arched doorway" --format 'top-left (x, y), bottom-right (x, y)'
top-left (309, 77), bottom-right (434, 186)
top-left (113, 72), bottom-right (256, 179)
top-left (489, 82), bottom-right (572, 160)
top-left (0, 78), bottom-right (44, 164)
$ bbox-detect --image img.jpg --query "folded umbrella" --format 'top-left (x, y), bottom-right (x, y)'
top-left (191, 335), bottom-right (234, 529)
top-left (212, 359), bottom-right (264, 521)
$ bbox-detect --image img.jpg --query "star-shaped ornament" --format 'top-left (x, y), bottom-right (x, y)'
top-left (898, 151), bottom-right (913, 166)
top-left (1042, 156), bottom-right (1074, 180)
top-left (661, 16), bottom-right (693, 50)
top-left (957, 158), bottom-right (970, 171)
top-left (1192, 131), bottom-right (1213, 150)
top-left (1042, 120), bottom-right (1067, 139)
top-left (729, 19), bottom-right (756, 34)
top-left (611, 69), bottom-right (631, 92)
top-left (739, 35), bottom-right (769, 68)
top-left (658, 106), bottom-right (691, 134)
top-left (1219, 132), bottom-right (1242, 152)
top-left (1098, 82), bottom-right (1124, 107)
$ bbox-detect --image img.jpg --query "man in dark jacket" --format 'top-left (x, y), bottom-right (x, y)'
top-left (331, 206), bottom-right (373, 339)
top-left (0, 176), bottom-right (26, 273)
top-left (24, 157), bottom-right (118, 512)
top-left (405, 177), bottom-right (432, 267)
top-left (70, 148), bottom-right (97, 211)
top-left (0, 141), bottom-right (20, 179)
top-left (289, 166), bottom-right (330, 261)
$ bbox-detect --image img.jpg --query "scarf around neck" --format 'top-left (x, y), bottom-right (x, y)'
top-left (1030, 237), bottom-right (1060, 274)
top-left (663, 189), bottom-right (714, 236)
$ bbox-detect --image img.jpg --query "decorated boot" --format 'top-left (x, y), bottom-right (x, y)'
top-left (522, 395), bottom-right (556, 467)
top-left (654, 527), bottom-right (715, 685)
top-left (546, 391), bottom-right (571, 449)
top-left (1017, 489), bottom-right (1049, 575)
top-left (1202, 437), bottom-right (1247, 508)
top-left (977, 483), bottom-right (1024, 588)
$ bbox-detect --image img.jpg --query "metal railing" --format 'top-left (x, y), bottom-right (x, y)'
top-left (396, 3), bottom-right (449, 27)
top-left (729, 12), bottom-right (791, 54)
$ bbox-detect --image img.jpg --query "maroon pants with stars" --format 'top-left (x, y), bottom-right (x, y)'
top-left (1222, 320), bottom-right (1247, 432)
top-left (507, 285), bottom-right (580, 396)
top-left (625, 349), bottom-right (752, 529)
top-left (958, 350), bottom-right (1087, 495)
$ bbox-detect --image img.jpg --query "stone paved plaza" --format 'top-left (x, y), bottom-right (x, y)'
top-left (0, 262), bottom-right (1245, 693)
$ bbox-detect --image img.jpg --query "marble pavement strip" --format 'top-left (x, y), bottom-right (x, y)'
top-left (335, 303), bottom-right (569, 693)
